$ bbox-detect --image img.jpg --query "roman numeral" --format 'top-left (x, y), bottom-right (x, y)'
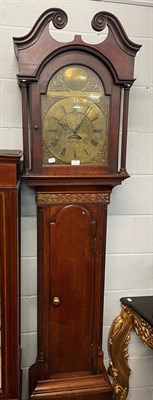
top-left (52, 116), bottom-right (59, 122)
top-left (91, 115), bottom-right (99, 123)
top-left (85, 105), bottom-right (92, 116)
top-left (73, 150), bottom-right (77, 159)
top-left (61, 147), bottom-right (66, 156)
top-left (90, 139), bottom-right (98, 147)
top-left (84, 148), bottom-right (88, 155)
top-left (73, 100), bottom-right (78, 112)
top-left (51, 139), bottom-right (59, 148)
top-left (93, 129), bottom-right (101, 133)
top-left (61, 105), bottom-right (67, 114)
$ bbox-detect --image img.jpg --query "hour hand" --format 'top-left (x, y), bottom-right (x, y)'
top-left (74, 117), bottom-right (86, 132)
top-left (58, 122), bottom-right (70, 131)
top-left (74, 123), bottom-right (81, 132)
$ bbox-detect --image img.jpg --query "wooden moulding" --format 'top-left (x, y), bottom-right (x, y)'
top-left (30, 375), bottom-right (113, 400)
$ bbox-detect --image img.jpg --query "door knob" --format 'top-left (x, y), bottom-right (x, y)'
top-left (52, 296), bottom-right (60, 306)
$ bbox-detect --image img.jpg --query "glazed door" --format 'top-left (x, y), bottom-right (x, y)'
top-left (39, 202), bottom-right (106, 379)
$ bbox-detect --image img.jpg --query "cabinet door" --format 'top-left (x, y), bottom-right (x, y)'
top-left (39, 202), bottom-right (107, 378)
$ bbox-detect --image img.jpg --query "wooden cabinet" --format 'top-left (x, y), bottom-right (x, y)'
top-left (0, 150), bottom-right (22, 399)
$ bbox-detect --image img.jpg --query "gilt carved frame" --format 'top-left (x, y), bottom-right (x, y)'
top-left (108, 305), bottom-right (153, 400)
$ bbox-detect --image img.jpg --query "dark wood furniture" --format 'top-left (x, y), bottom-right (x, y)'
top-left (108, 296), bottom-right (153, 400)
top-left (0, 150), bottom-right (22, 399)
top-left (13, 8), bottom-right (141, 400)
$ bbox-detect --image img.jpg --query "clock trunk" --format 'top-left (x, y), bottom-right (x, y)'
top-left (29, 190), bottom-right (112, 400)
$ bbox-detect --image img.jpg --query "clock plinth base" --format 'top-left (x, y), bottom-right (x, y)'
top-left (30, 374), bottom-right (113, 400)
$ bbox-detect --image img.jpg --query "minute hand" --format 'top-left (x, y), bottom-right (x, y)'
top-left (74, 105), bottom-right (93, 131)
top-left (74, 115), bottom-right (88, 132)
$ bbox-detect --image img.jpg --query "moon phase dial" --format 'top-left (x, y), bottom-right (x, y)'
top-left (43, 97), bottom-right (106, 164)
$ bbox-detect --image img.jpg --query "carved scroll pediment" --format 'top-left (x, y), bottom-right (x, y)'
top-left (13, 8), bottom-right (141, 83)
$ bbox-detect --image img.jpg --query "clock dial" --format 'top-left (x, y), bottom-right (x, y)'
top-left (42, 66), bottom-right (109, 165)
top-left (43, 97), bottom-right (106, 164)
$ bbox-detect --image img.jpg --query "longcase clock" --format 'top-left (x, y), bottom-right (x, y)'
top-left (13, 8), bottom-right (141, 400)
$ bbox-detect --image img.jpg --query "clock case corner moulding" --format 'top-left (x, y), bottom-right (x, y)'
top-left (13, 8), bottom-right (141, 400)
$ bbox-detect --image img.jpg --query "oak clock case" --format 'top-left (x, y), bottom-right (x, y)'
top-left (13, 8), bottom-right (141, 400)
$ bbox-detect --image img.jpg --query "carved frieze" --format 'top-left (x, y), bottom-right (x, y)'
top-left (37, 192), bottom-right (110, 204)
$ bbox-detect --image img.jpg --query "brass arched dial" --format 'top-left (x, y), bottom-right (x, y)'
top-left (43, 96), bottom-right (106, 164)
